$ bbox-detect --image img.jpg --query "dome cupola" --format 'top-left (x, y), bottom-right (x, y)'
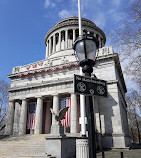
top-left (44, 17), bottom-right (106, 59)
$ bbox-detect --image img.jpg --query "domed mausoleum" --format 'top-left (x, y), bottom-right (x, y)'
top-left (5, 17), bottom-right (131, 151)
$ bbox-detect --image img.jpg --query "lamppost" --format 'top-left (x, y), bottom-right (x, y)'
top-left (73, 34), bottom-right (98, 158)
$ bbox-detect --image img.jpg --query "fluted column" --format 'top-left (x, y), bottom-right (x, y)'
top-left (52, 95), bottom-right (59, 125)
top-left (46, 41), bottom-right (49, 58)
top-left (19, 99), bottom-right (28, 135)
top-left (70, 94), bottom-right (78, 133)
top-left (65, 30), bottom-right (68, 49)
top-left (73, 29), bottom-right (76, 42)
top-left (49, 38), bottom-right (51, 56)
top-left (98, 36), bottom-right (102, 48)
top-left (102, 39), bottom-right (104, 47)
top-left (59, 32), bottom-right (61, 51)
top-left (5, 101), bottom-right (15, 135)
top-left (76, 138), bottom-right (89, 158)
top-left (53, 34), bottom-right (56, 53)
top-left (35, 97), bottom-right (43, 134)
top-left (13, 102), bottom-right (21, 135)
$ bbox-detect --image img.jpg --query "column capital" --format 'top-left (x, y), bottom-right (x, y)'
top-left (70, 92), bottom-right (77, 96)
top-left (21, 98), bottom-right (27, 100)
top-left (36, 95), bottom-right (43, 99)
top-left (52, 93), bottom-right (59, 96)
top-left (8, 99), bottom-right (15, 102)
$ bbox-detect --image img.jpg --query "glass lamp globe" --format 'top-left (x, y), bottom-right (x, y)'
top-left (73, 34), bottom-right (98, 73)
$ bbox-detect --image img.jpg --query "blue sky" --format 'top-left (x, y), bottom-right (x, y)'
top-left (0, 0), bottom-right (134, 83)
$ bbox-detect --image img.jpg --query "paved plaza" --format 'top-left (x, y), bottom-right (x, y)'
top-left (97, 149), bottom-right (141, 158)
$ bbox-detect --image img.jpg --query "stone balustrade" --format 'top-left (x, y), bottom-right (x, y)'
top-left (12, 46), bottom-right (114, 76)
top-left (12, 54), bottom-right (77, 75)
top-left (96, 46), bottom-right (114, 58)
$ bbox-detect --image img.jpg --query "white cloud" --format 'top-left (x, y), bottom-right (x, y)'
top-left (44, 0), bottom-right (50, 8)
top-left (44, 0), bottom-right (55, 8)
top-left (58, 10), bottom-right (72, 19)
top-left (93, 12), bottom-right (106, 28)
top-left (112, 0), bottom-right (121, 6)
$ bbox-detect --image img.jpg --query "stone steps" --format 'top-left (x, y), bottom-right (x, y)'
top-left (0, 134), bottom-right (47, 158)
top-left (0, 134), bottom-right (77, 158)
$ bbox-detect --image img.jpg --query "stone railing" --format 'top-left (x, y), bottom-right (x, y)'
top-left (12, 54), bottom-right (78, 75)
top-left (12, 46), bottom-right (114, 75)
top-left (96, 46), bottom-right (114, 58)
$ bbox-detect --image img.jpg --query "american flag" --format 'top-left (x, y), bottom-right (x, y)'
top-left (60, 97), bottom-right (71, 127)
top-left (27, 102), bottom-right (36, 129)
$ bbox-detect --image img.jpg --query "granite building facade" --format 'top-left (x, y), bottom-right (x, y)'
top-left (5, 17), bottom-right (131, 148)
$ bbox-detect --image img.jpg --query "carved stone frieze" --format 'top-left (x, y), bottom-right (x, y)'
top-left (9, 81), bottom-right (73, 100)
top-left (44, 59), bottom-right (52, 67)
top-left (61, 56), bottom-right (69, 64)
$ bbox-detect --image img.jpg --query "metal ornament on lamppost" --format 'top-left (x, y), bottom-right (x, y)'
top-left (73, 34), bottom-right (98, 158)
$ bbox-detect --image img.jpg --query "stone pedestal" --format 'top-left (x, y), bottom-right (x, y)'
top-left (76, 138), bottom-right (89, 158)
top-left (45, 136), bottom-right (76, 158)
top-left (50, 124), bottom-right (65, 137)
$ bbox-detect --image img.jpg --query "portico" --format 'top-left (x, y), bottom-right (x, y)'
top-left (5, 92), bottom-right (80, 135)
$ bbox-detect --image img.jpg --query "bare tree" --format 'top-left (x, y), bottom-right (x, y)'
top-left (108, 0), bottom-right (141, 89)
top-left (126, 89), bottom-right (141, 143)
top-left (0, 78), bottom-right (9, 133)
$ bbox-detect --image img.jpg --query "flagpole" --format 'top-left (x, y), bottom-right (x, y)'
top-left (78, 0), bottom-right (86, 137)
top-left (78, 0), bottom-right (82, 35)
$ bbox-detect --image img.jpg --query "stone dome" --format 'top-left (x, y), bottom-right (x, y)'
top-left (44, 17), bottom-right (106, 59)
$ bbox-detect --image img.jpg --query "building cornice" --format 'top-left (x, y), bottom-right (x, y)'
top-left (95, 53), bottom-right (127, 93)
top-left (8, 77), bottom-right (73, 92)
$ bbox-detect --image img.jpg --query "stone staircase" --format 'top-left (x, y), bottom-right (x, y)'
top-left (0, 134), bottom-right (51, 158)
